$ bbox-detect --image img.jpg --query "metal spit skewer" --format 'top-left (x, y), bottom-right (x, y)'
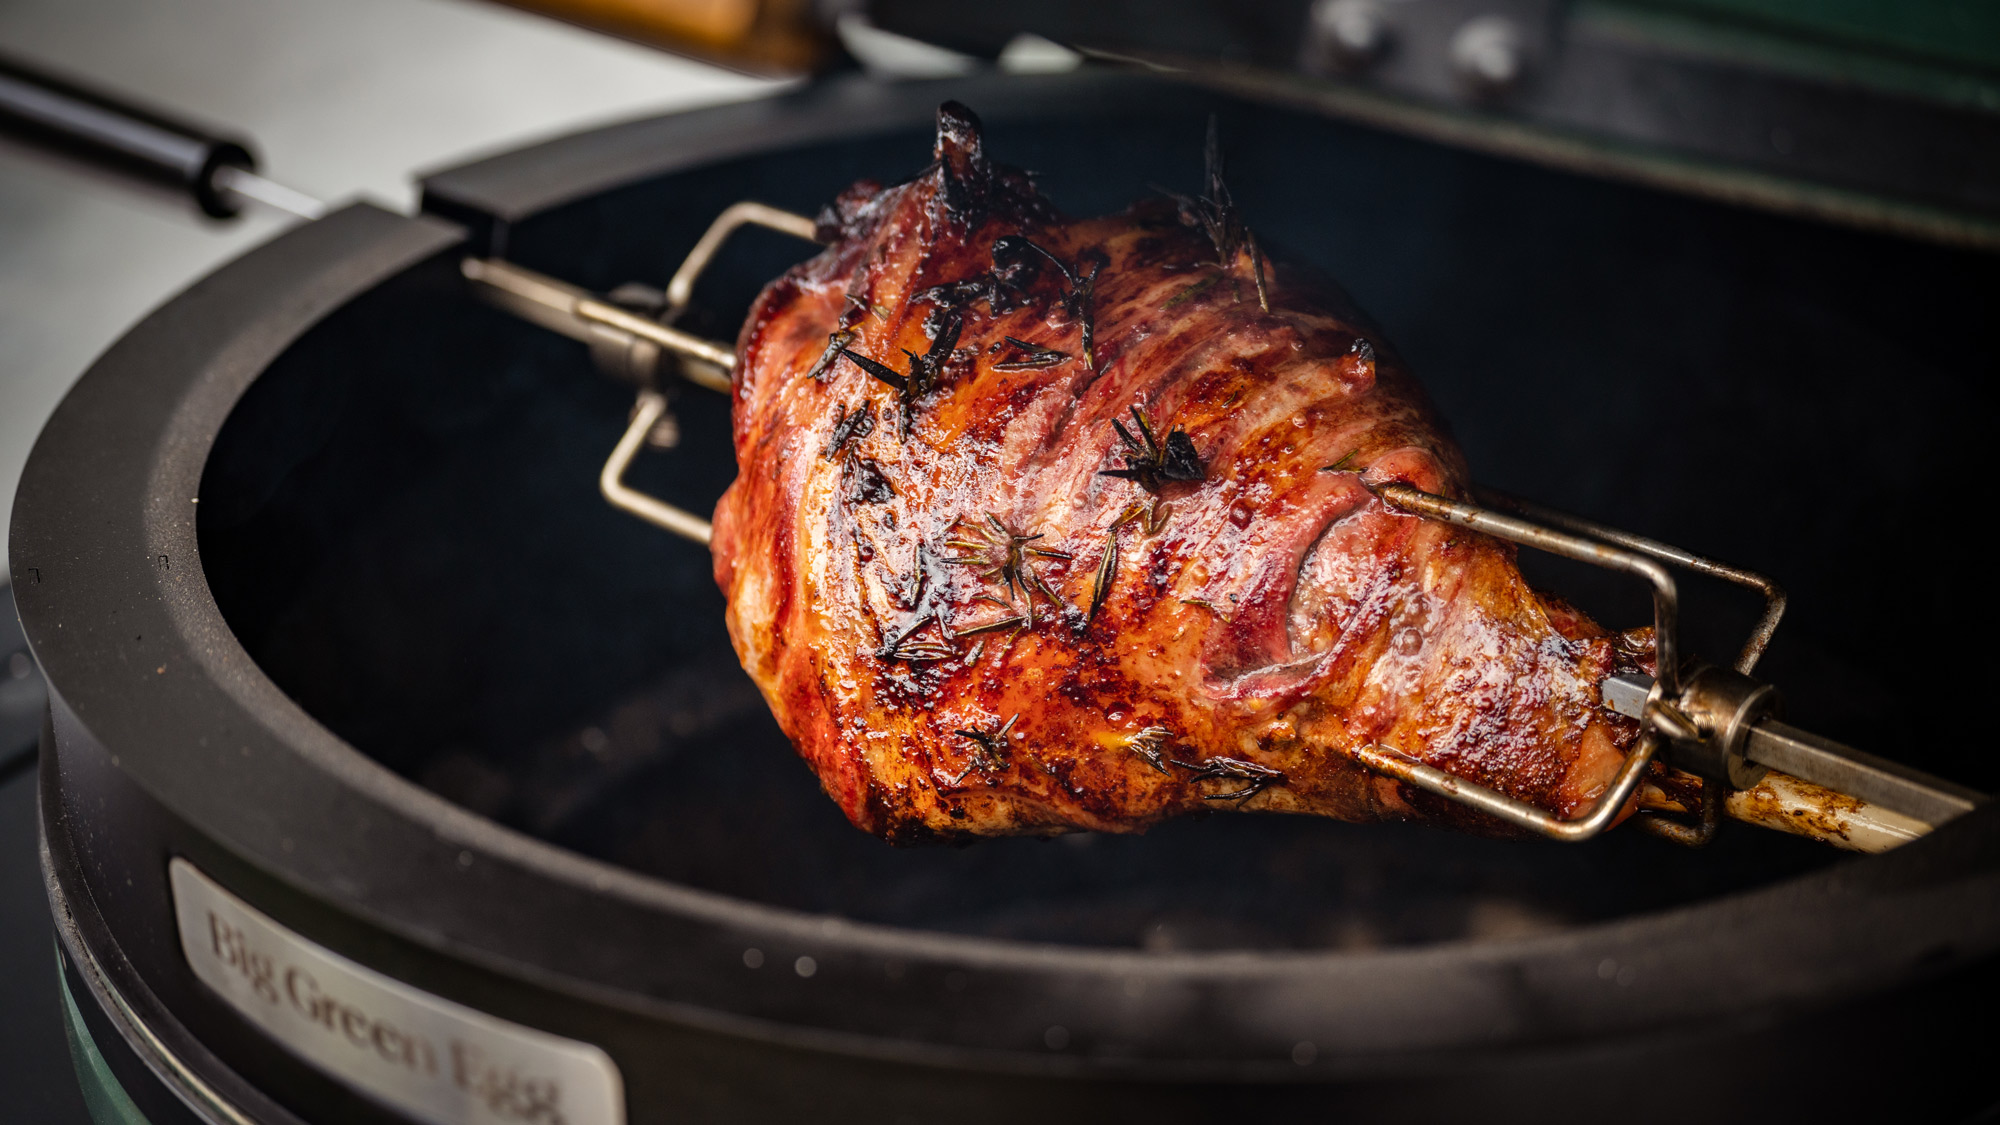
top-left (462, 199), bottom-right (1988, 853)
top-left (1600, 674), bottom-right (1981, 825)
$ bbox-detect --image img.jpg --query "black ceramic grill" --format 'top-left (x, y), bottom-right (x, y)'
top-left (9, 66), bottom-right (2000, 1124)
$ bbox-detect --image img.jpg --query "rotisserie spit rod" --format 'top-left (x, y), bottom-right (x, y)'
top-left (1601, 673), bottom-right (1982, 827)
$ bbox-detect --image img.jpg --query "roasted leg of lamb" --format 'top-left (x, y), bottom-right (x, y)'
top-left (712, 103), bottom-right (1648, 842)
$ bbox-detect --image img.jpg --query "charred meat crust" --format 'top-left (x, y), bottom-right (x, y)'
top-left (713, 102), bottom-right (1643, 843)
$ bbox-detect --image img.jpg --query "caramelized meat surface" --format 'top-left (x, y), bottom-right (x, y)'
top-left (711, 103), bottom-right (1642, 841)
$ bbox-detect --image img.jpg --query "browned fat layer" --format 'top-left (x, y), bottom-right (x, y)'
top-left (712, 101), bottom-right (1645, 842)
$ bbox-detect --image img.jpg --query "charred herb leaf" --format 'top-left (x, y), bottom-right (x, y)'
top-left (954, 713), bottom-right (1020, 772)
top-left (993, 235), bottom-right (1102, 370)
top-left (839, 307), bottom-right (964, 438)
top-left (848, 458), bottom-right (895, 504)
top-left (806, 329), bottom-right (857, 382)
top-left (916, 235), bottom-right (1046, 316)
top-left (840, 348), bottom-right (907, 392)
top-left (824, 401), bottom-right (876, 458)
top-left (877, 543), bottom-right (956, 662)
top-left (993, 336), bottom-right (1069, 371)
top-left (1100, 406), bottom-right (1204, 492)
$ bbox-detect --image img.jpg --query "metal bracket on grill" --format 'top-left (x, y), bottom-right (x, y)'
top-left (461, 203), bottom-right (820, 545)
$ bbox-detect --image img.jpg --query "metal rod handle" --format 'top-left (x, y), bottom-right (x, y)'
top-left (462, 257), bottom-right (740, 382)
top-left (1373, 482), bottom-right (1683, 698)
top-left (1350, 734), bottom-right (1662, 841)
top-left (601, 393), bottom-right (713, 545)
top-left (575, 295), bottom-right (739, 376)
top-left (0, 52), bottom-right (321, 219)
top-left (1476, 487), bottom-right (1786, 675)
top-left (664, 200), bottom-right (821, 312)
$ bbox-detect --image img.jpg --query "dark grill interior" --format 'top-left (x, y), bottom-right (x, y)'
top-left (195, 91), bottom-right (1997, 951)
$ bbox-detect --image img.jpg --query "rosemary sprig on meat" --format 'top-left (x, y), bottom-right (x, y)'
top-left (1159, 116), bottom-right (1270, 313)
top-left (993, 336), bottom-right (1070, 371)
top-left (993, 235), bottom-right (1102, 370)
top-left (877, 544), bottom-right (956, 663)
top-left (843, 292), bottom-right (890, 323)
top-left (1099, 406), bottom-right (1204, 491)
top-left (824, 401), bottom-right (876, 458)
top-left (1168, 755), bottom-right (1285, 801)
top-left (840, 307), bottom-right (965, 438)
top-left (940, 514), bottom-right (1071, 629)
top-left (953, 614), bottom-right (1028, 638)
top-left (955, 713), bottom-right (1019, 770)
top-left (1086, 503), bottom-right (1152, 625)
top-left (1088, 533), bottom-right (1119, 624)
top-left (1320, 449), bottom-right (1360, 473)
top-left (806, 329), bottom-right (857, 383)
top-left (1161, 274), bottom-right (1220, 310)
top-left (1124, 726), bottom-right (1174, 774)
